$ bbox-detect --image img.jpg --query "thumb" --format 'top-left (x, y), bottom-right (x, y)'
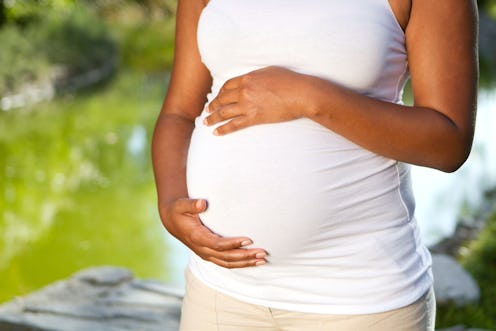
top-left (175, 198), bottom-right (208, 214)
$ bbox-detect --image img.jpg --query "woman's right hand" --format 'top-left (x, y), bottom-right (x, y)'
top-left (162, 198), bottom-right (267, 268)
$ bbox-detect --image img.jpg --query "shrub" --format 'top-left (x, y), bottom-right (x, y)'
top-left (0, 5), bottom-right (116, 96)
top-left (436, 195), bottom-right (496, 329)
top-left (38, 10), bottom-right (117, 74)
top-left (0, 24), bottom-right (50, 93)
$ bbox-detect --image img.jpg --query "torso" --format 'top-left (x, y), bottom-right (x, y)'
top-left (186, 0), bottom-right (431, 315)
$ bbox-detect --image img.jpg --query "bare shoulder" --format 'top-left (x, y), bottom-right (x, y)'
top-left (406, 0), bottom-right (478, 43)
top-left (405, 0), bottom-right (478, 106)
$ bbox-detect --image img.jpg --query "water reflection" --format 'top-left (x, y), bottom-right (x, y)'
top-left (0, 71), bottom-right (171, 303)
top-left (128, 126), bottom-right (147, 155)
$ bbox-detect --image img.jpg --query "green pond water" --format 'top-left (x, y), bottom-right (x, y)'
top-left (1, 68), bottom-right (496, 305)
top-left (0, 71), bottom-right (171, 303)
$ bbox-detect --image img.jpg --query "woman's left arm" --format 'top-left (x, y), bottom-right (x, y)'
top-left (205, 0), bottom-right (478, 173)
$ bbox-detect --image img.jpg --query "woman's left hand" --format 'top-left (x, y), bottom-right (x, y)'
top-left (204, 66), bottom-right (311, 135)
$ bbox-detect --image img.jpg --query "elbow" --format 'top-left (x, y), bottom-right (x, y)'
top-left (438, 159), bottom-right (465, 173)
top-left (434, 143), bottom-right (472, 173)
top-left (432, 120), bottom-right (475, 173)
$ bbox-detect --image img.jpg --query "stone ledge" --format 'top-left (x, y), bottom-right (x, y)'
top-left (0, 266), bottom-right (181, 331)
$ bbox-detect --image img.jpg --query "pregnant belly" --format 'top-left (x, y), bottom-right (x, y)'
top-left (186, 115), bottom-right (404, 260)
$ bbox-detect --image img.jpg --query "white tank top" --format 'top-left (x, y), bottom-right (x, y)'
top-left (186, 0), bottom-right (433, 314)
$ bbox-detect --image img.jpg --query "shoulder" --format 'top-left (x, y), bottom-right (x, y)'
top-left (405, 0), bottom-right (478, 55)
top-left (407, 0), bottom-right (478, 31)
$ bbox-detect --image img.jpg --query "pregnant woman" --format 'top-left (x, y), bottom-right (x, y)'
top-left (152, 0), bottom-right (478, 330)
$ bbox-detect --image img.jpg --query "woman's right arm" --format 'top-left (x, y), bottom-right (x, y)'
top-left (151, 0), bottom-right (266, 268)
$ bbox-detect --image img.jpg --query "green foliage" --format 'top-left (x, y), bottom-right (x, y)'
top-left (87, 0), bottom-right (176, 20)
top-left (478, 0), bottom-right (496, 18)
top-left (39, 10), bottom-right (116, 73)
top-left (0, 24), bottom-right (50, 93)
top-left (114, 20), bottom-right (175, 72)
top-left (1, 0), bottom-right (177, 25)
top-left (0, 5), bottom-right (116, 95)
top-left (0, 0), bottom-right (179, 95)
top-left (3, 0), bottom-right (77, 25)
top-left (480, 57), bottom-right (496, 89)
top-left (436, 205), bottom-right (496, 329)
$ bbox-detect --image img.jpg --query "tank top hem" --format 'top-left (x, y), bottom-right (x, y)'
top-left (188, 258), bottom-right (433, 315)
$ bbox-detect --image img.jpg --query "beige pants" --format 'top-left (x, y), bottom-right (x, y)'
top-left (179, 269), bottom-right (436, 331)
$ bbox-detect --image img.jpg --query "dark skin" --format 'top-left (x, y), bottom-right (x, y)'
top-left (152, 0), bottom-right (478, 268)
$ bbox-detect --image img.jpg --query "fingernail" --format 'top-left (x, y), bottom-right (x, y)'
top-left (255, 260), bottom-right (266, 266)
top-left (195, 200), bottom-right (204, 209)
top-left (255, 252), bottom-right (266, 259)
top-left (203, 118), bottom-right (208, 125)
top-left (213, 129), bottom-right (219, 136)
top-left (241, 240), bottom-right (252, 246)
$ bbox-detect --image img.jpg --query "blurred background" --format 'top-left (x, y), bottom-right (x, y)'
top-left (0, 0), bottom-right (495, 328)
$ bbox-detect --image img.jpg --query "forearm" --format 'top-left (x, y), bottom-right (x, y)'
top-left (303, 76), bottom-right (474, 172)
top-left (151, 113), bottom-right (194, 209)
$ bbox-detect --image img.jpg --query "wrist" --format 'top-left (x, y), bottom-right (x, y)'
top-left (295, 74), bottom-right (329, 120)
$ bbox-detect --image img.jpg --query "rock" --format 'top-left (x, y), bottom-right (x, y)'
top-left (432, 254), bottom-right (480, 306)
top-left (0, 266), bottom-right (182, 331)
top-left (73, 266), bottom-right (133, 285)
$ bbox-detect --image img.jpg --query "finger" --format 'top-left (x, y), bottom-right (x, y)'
top-left (174, 198), bottom-right (207, 214)
top-left (204, 104), bottom-right (242, 126)
top-left (190, 226), bottom-right (254, 250)
top-left (209, 88), bottom-right (239, 112)
top-left (213, 117), bottom-right (249, 135)
top-left (221, 75), bottom-right (243, 90)
top-left (216, 248), bottom-right (267, 262)
top-left (190, 230), bottom-right (268, 265)
top-left (201, 246), bottom-right (266, 262)
top-left (208, 256), bottom-right (266, 269)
